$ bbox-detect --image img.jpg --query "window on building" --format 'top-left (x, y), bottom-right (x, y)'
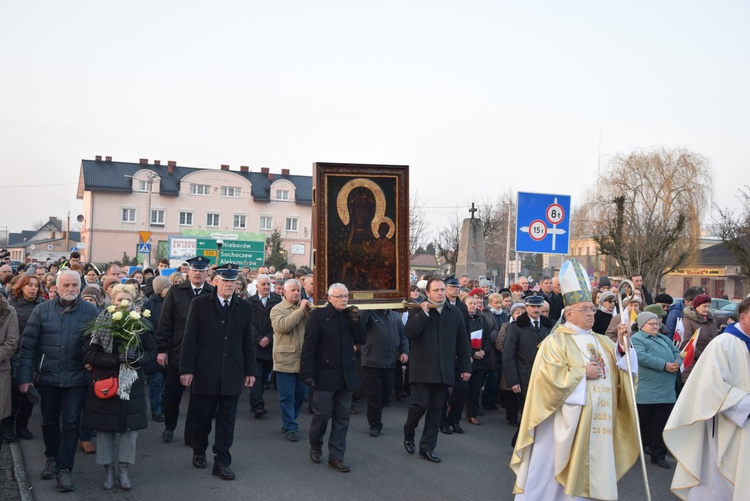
top-left (233, 214), bottom-right (247, 229)
top-left (122, 208), bottom-right (136, 223)
top-left (221, 186), bottom-right (241, 198)
top-left (276, 190), bottom-right (289, 200)
top-left (136, 180), bottom-right (147, 192)
top-left (190, 184), bottom-right (211, 195)
top-left (285, 217), bottom-right (298, 232)
top-left (207, 213), bottom-right (220, 227)
top-left (179, 211), bottom-right (193, 226)
top-left (259, 216), bottom-right (273, 231)
top-left (150, 209), bottom-right (165, 226)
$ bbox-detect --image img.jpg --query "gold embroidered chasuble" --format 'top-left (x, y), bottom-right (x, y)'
top-left (510, 324), bottom-right (639, 499)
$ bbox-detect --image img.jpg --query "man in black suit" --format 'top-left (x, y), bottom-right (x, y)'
top-left (246, 274), bottom-right (280, 418)
top-left (403, 278), bottom-right (471, 464)
top-left (180, 264), bottom-right (256, 481)
top-left (156, 256), bottom-right (214, 445)
top-left (300, 283), bottom-right (366, 473)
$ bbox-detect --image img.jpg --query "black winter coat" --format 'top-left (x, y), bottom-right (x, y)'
top-left (141, 294), bottom-right (165, 375)
top-left (299, 304), bottom-right (366, 391)
top-left (179, 293), bottom-right (256, 396)
top-left (247, 292), bottom-right (281, 360)
top-left (156, 281), bottom-right (214, 367)
top-left (360, 310), bottom-right (409, 369)
top-left (17, 297), bottom-right (100, 387)
top-left (8, 295), bottom-right (44, 376)
top-left (502, 312), bottom-right (551, 396)
top-left (404, 302), bottom-right (471, 386)
top-left (81, 328), bottom-right (157, 432)
top-left (467, 312), bottom-right (492, 372)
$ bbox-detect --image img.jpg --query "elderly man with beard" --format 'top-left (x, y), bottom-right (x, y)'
top-left (403, 278), bottom-right (471, 463)
top-left (17, 270), bottom-right (99, 493)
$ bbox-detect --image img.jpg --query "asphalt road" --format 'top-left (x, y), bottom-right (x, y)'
top-left (16, 387), bottom-right (677, 500)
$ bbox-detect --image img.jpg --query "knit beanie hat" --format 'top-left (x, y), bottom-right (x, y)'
top-left (692, 294), bottom-right (711, 308)
top-left (636, 311), bottom-right (659, 329)
top-left (152, 275), bottom-right (171, 295)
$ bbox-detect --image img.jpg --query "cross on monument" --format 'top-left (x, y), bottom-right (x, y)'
top-left (469, 202), bottom-right (477, 219)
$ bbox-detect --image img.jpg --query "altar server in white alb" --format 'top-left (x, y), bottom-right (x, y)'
top-left (663, 296), bottom-right (750, 501)
top-left (510, 258), bottom-right (640, 501)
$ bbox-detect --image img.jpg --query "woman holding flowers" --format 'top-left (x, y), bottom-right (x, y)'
top-left (82, 283), bottom-right (156, 491)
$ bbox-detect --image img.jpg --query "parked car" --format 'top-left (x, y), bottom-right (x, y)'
top-left (713, 302), bottom-right (739, 328)
top-left (10, 260), bottom-right (21, 273)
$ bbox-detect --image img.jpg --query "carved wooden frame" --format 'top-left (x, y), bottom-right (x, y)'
top-left (312, 162), bottom-right (409, 306)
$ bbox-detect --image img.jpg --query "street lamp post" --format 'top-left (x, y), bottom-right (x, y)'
top-left (216, 239), bottom-right (224, 266)
top-left (126, 172), bottom-right (159, 267)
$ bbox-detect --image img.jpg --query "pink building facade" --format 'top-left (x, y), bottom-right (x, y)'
top-left (77, 157), bottom-right (312, 268)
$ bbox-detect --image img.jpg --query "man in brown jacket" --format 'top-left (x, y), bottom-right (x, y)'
top-left (270, 279), bottom-right (311, 442)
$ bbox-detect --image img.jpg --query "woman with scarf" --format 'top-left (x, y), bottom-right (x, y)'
top-left (82, 283), bottom-right (156, 490)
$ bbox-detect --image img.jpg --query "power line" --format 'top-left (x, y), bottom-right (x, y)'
top-left (0, 183), bottom-right (77, 188)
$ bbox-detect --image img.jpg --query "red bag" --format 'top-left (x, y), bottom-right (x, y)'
top-left (94, 374), bottom-right (118, 399)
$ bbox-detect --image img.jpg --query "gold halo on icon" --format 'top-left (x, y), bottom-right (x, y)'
top-left (336, 178), bottom-right (394, 239)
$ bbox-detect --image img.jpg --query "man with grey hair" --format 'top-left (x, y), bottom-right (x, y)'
top-left (0, 264), bottom-right (12, 297)
top-left (247, 274), bottom-right (280, 419)
top-left (300, 283), bottom-right (366, 472)
top-left (270, 278), bottom-right (311, 442)
top-left (17, 269), bottom-right (99, 492)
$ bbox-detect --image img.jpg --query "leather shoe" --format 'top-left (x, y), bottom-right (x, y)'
top-left (212, 463), bottom-right (236, 480)
top-left (369, 429), bottom-right (380, 437)
top-left (419, 450), bottom-right (441, 463)
top-left (467, 417), bottom-right (481, 425)
top-left (162, 429), bottom-right (174, 443)
top-left (328, 459), bottom-right (350, 472)
top-left (192, 454), bottom-right (207, 469)
top-left (403, 439), bottom-right (416, 454)
top-left (452, 423), bottom-right (464, 434)
top-left (439, 426), bottom-right (453, 435)
top-left (309, 448), bottom-right (322, 464)
top-left (152, 412), bottom-right (164, 422)
top-left (15, 426), bottom-right (34, 440)
top-left (508, 420), bottom-right (519, 427)
top-left (254, 408), bottom-right (267, 419)
top-left (652, 457), bottom-right (671, 469)
top-left (644, 446), bottom-right (652, 456)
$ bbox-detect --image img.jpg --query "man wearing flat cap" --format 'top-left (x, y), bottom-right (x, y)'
top-left (510, 258), bottom-right (640, 500)
top-left (156, 256), bottom-right (214, 445)
top-left (180, 264), bottom-right (256, 480)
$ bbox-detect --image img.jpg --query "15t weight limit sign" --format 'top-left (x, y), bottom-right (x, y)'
top-left (516, 192), bottom-right (571, 255)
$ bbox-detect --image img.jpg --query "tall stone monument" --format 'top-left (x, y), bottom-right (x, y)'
top-left (455, 203), bottom-right (487, 279)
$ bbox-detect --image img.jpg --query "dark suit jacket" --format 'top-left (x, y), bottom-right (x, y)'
top-left (156, 280), bottom-right (214, 367)
top-left (299, 304), bottom-right (366, 391)
top-left (247, 292), bottom-right (281, 360)
top-left (179, 293), bottom-right (256, 396)
top-left (404, 301), bottom-right (471, 386)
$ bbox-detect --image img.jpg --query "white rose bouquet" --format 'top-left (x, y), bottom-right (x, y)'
top-left (83, 299), bottom-right (153, 400)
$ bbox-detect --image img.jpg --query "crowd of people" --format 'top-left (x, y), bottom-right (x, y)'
top-left (0, 252), bottom-right (748, 499)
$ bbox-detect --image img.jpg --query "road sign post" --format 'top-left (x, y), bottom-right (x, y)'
top-left (516, 192), bottom-right (571, 255)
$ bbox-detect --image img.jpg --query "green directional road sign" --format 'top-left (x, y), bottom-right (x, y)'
top-left (196, 239), bottom-right (265, 267)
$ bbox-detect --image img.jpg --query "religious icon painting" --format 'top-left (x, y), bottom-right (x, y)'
top-left (312, 162), bottom-right (409, 306)
top-left (587, 343), bottom-right (608, 379)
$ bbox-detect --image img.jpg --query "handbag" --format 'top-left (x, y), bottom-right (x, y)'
top-left (93, 373), bottom-right (119, 399)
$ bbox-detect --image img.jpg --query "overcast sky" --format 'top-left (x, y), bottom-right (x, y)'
top-left (1, 1), bottom-right (746, 240)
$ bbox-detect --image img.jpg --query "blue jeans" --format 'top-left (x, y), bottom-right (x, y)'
top-left (147, 371), bottom-right (165, 414)
top-left (276, 372), bottom-right (306, 433)
top-left (37, 384), bottom-right (88, 471)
